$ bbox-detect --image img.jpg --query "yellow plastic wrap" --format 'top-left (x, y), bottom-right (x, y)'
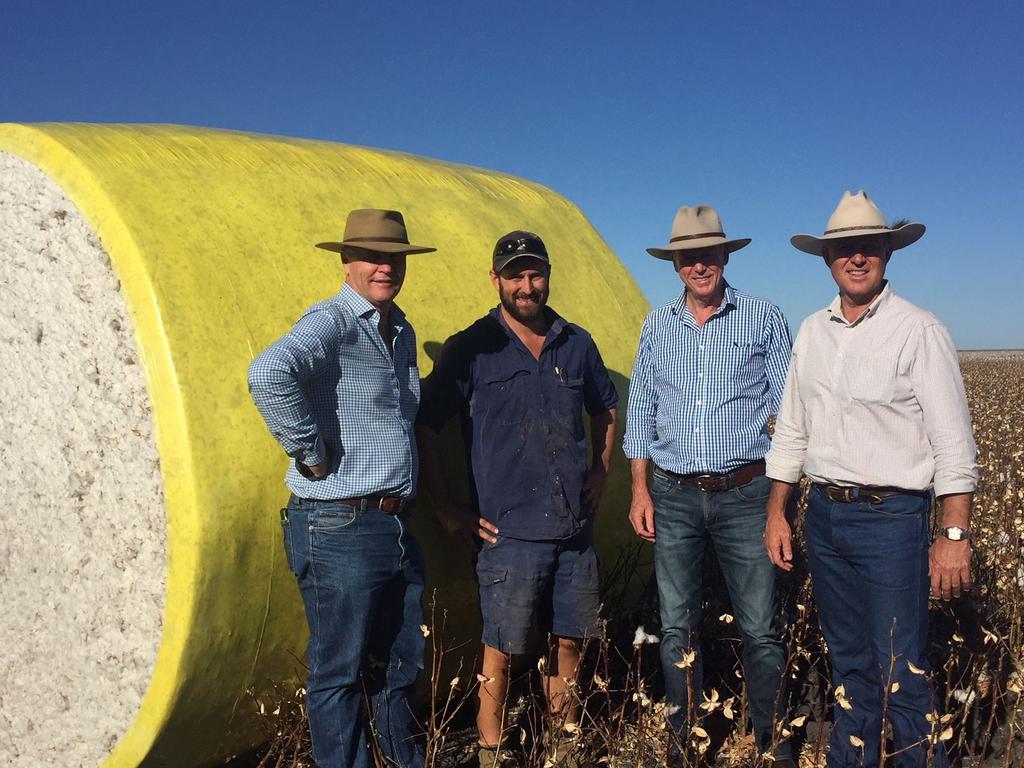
top-left (0, 123), bottom-right (650, 767)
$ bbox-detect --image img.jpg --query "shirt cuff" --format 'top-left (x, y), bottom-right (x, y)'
top-left (297, 436), bottom-right (327, 468)
top-left (764, 453), bottom-right (803, 484)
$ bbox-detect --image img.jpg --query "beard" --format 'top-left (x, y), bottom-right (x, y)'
top-left (499, 283), bottom-right (548, 324)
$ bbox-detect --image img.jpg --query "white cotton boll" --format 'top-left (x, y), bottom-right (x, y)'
top-left (633, 626), bottom-right (660, 646)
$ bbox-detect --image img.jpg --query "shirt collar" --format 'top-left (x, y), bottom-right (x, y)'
top-left (339, 281), bottom-right (406, 324)
top-left (489, 305), bottom-right (566, 340)
top-left (826, 281), bottom-right (892, 327)
top-left (671, 282), bottom-right (735, 318)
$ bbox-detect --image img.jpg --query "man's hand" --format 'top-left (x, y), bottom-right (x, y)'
top-left (583, 465), bottom-right (609, 515)
top-left (764, 480), bottom-right (796, 571)
top-left (628, 489), bottom-right (656, 542)
top-left (438, 503), bottom-right (499, 548)
top-left (929, 538), bottom-right (972, 600)
top-left (297, 454), bottom-right (330, 479)
top-left (764, 513), bottom-right (794, 572)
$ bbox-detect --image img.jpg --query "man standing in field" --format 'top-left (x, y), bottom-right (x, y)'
top-left (417, 231), bottom-right (619, 768)
top-left (248, 209), bottom-right (435, 768)
top-left (624, 205), bottom-right (794, 766)
top-left (764, 191), bottom-right (977, 767)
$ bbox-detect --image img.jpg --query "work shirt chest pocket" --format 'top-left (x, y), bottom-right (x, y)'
top-left (843, 353), bottom-right (897, 405)
top-left (727, 338), bottom-right (766, 385)
top-left (483, 369), bottom-right (532, 425)
top-left (554, 375), bottom-right (586, 431)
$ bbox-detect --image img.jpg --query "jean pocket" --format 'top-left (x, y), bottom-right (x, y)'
top-left (477, 567), bottom-right (508, 589)
top-left (280, 508), bottom-right (309, 578)
top-left (311, 504), bottom-right (357, 531)
top-left (733, 474), bottom-right (770, 501)
top-left (869, 494), bottom-right (929, 518)
top-left (649, 469), bottom-right (677, 497)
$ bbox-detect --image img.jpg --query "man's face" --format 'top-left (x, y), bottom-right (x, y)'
top-left (824, 236), bottom-right (890, 303)
top-left (673, 245), bottom-right (728, 303)
top-left (342, 247), bottom-right (407, 308)
top-left (491, 257), bottom-right (550, 323)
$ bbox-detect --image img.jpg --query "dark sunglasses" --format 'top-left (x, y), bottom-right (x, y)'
top-left (494, 236), bottom-right (548, 259)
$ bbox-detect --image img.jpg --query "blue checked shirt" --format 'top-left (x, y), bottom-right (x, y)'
top-left (623, 284), bottom-right (792, 474)
top-left (248, 282), bottom-right (419, 499)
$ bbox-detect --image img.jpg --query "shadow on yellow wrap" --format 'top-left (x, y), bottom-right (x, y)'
top-left (0, 123), bottom-right (650, 767)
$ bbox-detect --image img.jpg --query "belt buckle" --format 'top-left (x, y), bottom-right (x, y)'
top-left (838, 487), bottom-right (855, 503)
top-left (695, 475), bottom-right (719, 492)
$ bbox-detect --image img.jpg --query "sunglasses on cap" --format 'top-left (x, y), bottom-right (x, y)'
top-left (493, 234), bottom-right (548, 260)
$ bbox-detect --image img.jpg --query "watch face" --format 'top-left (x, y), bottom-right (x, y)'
top-left (944, 527), bottom-right (968, 541)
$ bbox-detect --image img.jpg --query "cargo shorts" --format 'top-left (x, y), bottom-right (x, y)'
top-left (474, 525), bottom-right (601, 655)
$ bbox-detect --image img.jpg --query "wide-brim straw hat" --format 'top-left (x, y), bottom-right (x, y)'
top-left (791, 191), bottom-right (925, 256)
top-left (315, 208), bottom-right (437, 254)
top-left (647, 205), bottom-right (751, 260)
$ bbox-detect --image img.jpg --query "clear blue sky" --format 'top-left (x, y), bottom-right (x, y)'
top-left (3, 0), bottom-right (1022, 348)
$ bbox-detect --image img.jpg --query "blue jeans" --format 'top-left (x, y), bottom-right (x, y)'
top-left (651, 470), bottom-right (787, 757)
top-left (282, 497), bottom-right (426, 768)
top-left (805, 486), bottom-right (947, 768)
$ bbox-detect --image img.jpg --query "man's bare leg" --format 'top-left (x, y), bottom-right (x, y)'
top-left (477, 643), bottom-right (511, 748)
top-left (543, 635), bottom-right (582, 724)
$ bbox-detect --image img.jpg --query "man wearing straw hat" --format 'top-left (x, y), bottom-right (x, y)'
top-left (248, 209), bottom-right (435, 768)
top-left (624, 206), bottom-right (794, 766)
top-left (764, 191), bottom-right (977, 767)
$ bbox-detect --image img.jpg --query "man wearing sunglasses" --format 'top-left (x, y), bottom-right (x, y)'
top-left (764, 192), bottom-right (977, 767)
top-left (417, 231), bottom-right (618, 768)
top-left (623, 205), bottom-right (794, 766)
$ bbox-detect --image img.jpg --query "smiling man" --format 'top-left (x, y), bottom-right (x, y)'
top-left (764, 191), bottom-right (978, 767)
top-left (248, 209), bottom-right (435, 768)
top-left (624, 205), bottom-right (793, 766)
top-left (417, 231), bottom-right (618, 768)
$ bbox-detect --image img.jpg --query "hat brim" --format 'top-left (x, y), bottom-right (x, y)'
top-left (790, 223), bottom-right (925, 256)
top-left (646, 237), bottom-right (751, 261)
top-left (493, 252), bottom-right (550, 273)
top-left (315, 240), bottom-right (437, 255)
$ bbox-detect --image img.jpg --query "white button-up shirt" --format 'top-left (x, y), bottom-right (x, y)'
top-left (765, 282), bottom-right (977, 496)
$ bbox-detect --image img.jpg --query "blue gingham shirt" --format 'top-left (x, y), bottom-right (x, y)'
top-left (623, 284), bottom-right (791, 474)
top-left (248, 282), bottom-right (419, 499)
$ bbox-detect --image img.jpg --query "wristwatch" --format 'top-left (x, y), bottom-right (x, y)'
top-left (940, 526), bottom-right (970, 541)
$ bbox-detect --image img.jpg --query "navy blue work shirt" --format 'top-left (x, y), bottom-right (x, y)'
top-left (419, 306), bottom-right (618, 541)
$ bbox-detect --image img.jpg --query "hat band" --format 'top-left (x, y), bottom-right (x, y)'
top-left (344, 236), bottom-right (411, 244)
top-left (670, 231), bottom-right (725, 243)
top-left (823, 224), bottom-right (890, 235)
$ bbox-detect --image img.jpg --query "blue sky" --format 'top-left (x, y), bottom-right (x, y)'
top-left (3, 0), bottom-right (1022, 348)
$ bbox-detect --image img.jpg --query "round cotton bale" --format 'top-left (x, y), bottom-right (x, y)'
top-left (0, 151), bottom-right (165, 766)
top-left (0, 123), bottom-right (650, 767)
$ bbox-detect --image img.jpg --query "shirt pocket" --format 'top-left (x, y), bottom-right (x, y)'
top-left (845, 354), bottom-right (897, 405)
top-left (727, 338), bottom-right (766, 384)
top-left (482, 369), bottom-right (532, 425)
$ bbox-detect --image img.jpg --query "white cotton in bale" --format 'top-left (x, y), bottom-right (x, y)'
top-left (0, 152), bottom-right (166, 767)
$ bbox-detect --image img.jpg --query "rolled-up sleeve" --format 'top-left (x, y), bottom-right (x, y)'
top-left (765, 341), bottom-right (809, 484)
top-left (763, 305), bottom-right (793, 416)
top-left (623, 317), bottom-right (657, 460)
top-left (247, 309), bottom-right (339, 466)
top-left (582, 337), bottom-right (619, 415)
top-left (911, 322), bottom-right (978, 496)
top-left (417, 334), bottom-right (472, 433)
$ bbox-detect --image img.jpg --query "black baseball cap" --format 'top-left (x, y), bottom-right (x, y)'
top-left (492, 230), bottom-right (549, 272)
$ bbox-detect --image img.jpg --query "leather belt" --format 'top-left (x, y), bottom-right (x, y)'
top-left (814, 483), bottom-right (928, 504)
top-left (658, 460), bottom-right (766, 492)
top-left (323, 496), bottom-right (411, 514)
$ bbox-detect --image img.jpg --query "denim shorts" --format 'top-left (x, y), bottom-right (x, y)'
top-left (475, 526), bottom-right (600, 655)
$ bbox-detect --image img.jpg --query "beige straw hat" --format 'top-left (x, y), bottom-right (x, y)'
top-left (646, 205), bottom-right (751, 260)
top-left (790, 191), bottom-right (925, 256)
top-left (316, 208), bottom-right (437, 254)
